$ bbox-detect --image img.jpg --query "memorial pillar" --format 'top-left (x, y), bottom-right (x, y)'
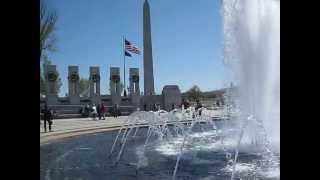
top-left (129, 68), bottom-right (140, 107)
top-left (68, 66), bottom-right (80, 104)
top-left (89, 66), bottom-right (101, 104)
top-left (110, 67), bottom-right (121, 105)
top-left (45, 65), bottom-right (58, 105)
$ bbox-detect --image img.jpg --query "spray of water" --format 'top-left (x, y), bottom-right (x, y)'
top-left (222, 0), bottom-right (280, 179)
top-left (222, 0), bottom-right (279, 147)
top-left (108, 108), bottom-right (220, 178)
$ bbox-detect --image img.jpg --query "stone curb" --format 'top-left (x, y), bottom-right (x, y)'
top-left (40, 117), bottom-right (222, 146)
top-left (40, 125), bottom-right (124, 146)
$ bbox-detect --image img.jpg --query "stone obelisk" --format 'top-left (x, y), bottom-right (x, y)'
top-left (143, 0), bottom-right (155, 96)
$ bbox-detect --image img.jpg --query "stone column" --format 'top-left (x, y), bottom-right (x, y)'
top-left (110, 67), bottom-right (121, 105)
top-left (162, 85), bottom-right (182, 111)
top-left (45, 65), bottom-right (58, 105)
top-left (129, 68), bottom-right (140, 107)
top-left (68, 66), bottom-right (80, 104)
top-left (89, 66), bottom-right (100, 104)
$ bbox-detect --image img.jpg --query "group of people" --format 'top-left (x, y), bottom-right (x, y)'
top-left (80, 103), bottom-right (121, 120)
top-left (141, 99), bottom-right (202, 114)
top-left (180, 98), bottom-right (203, 116)
top-left (87, 103), bottom-right (107, 120)
top-left (180, 98), bottom-right (191, 110)
top-left (111, 104), bottom-right (120, 118)
top-left (41, 103), bottom-right (54, 133)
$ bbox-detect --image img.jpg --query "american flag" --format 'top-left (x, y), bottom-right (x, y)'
top-left (125, 39), bottom-right (141, 55)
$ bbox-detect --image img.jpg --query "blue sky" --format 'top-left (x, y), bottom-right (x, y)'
top-left (45, 0), bottom-right (226, 96)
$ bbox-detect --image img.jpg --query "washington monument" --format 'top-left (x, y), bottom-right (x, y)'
top-left (143, 0), bottom-right (155, 95)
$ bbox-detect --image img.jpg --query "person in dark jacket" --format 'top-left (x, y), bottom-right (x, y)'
top-left (100, 102), bottom-right (106, 120)
top-left (184, 99), bottom-right (190, 109)
top-left (41, 104), bottom-right (52, 133)
top-left (84, 104), bottom-right (90, 117)
top-left (116, 104), bottom-right (121, 117)
top-left (181, 98), bottom-right (190, 110)
top-left (97, 103), bottom-right (101, 120)
top-left (112, 104), bottom-right (117, 118)
top-left (195, 100), bottom-right (203, 116)
top-left (48, 108), bottom-right (54, 132)
top-left (115, 104), bottom-right (120, 118)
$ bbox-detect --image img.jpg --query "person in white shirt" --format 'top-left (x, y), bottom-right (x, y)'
top-left (91, 104), bottom-right (97, 120)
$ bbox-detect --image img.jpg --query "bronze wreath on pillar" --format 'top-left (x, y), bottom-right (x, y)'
top-left (131, 75), bottom-right (139, 83)
top-left (111, 75), bottom-right (120, 83)
top-left (91, 73), bottom-right (100, 82)
top-left (47, 71), bottom-right (57, 82)
top-left (68, 72), bottom-right (79, 82)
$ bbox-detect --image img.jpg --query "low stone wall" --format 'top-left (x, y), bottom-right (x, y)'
top-left (40, 104), bottom-right (137, 119)
top-left (140, 95), bottom-right (163, 111)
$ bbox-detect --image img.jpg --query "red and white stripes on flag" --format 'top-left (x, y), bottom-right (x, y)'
top-left (125, 39), bottom-right (141, 55)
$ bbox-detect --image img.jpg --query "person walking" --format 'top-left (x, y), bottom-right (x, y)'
top-left (100, 102), bottom-right (106, 120)
top-left (91, 104), bottom-right (97, 120)
top-left (113, 104), bottom-right (119, 118)
top-left (97, 103), bottom-right (101, 120)
top-left (41, 104), bottom-right (52, 133)
top-left (181, 98), bottom-right (190, 109)
top-left (116, 104), bottom-right (121, 117)
top-left (112, 104), bottom-right (115, 118)
top-left (48, 108), bottom-right (54, 132)
top-left (171, 104), bottom-right (175, 111)
top-left (181, 98), bottom-right (185, 109)
top-left (85, 104), bottom-right (90, 117)
top-left (40, 108), bottom-right (42, 125)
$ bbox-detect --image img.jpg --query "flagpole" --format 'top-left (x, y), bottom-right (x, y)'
top-left (123, 36), bottom-right (126, 96)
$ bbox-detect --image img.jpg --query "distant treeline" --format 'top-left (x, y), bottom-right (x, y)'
top-left (181, 85), bottom-right (238, 102)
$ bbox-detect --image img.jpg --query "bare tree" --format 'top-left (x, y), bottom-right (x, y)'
top-left (186, 85), bottom-right (203, 102)
top-left (40, 0), bottom-right (58, 61)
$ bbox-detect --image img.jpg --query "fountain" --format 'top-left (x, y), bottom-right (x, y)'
top-left (222, 0), bottom-right (280, 179)
top-left (40, 1), bottom-right (280, 179)
top-left (109, 0), bottom-right (280, 179)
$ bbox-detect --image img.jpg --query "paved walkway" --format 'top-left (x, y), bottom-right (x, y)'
top-left (40, 116), bottom-right (128, 145)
